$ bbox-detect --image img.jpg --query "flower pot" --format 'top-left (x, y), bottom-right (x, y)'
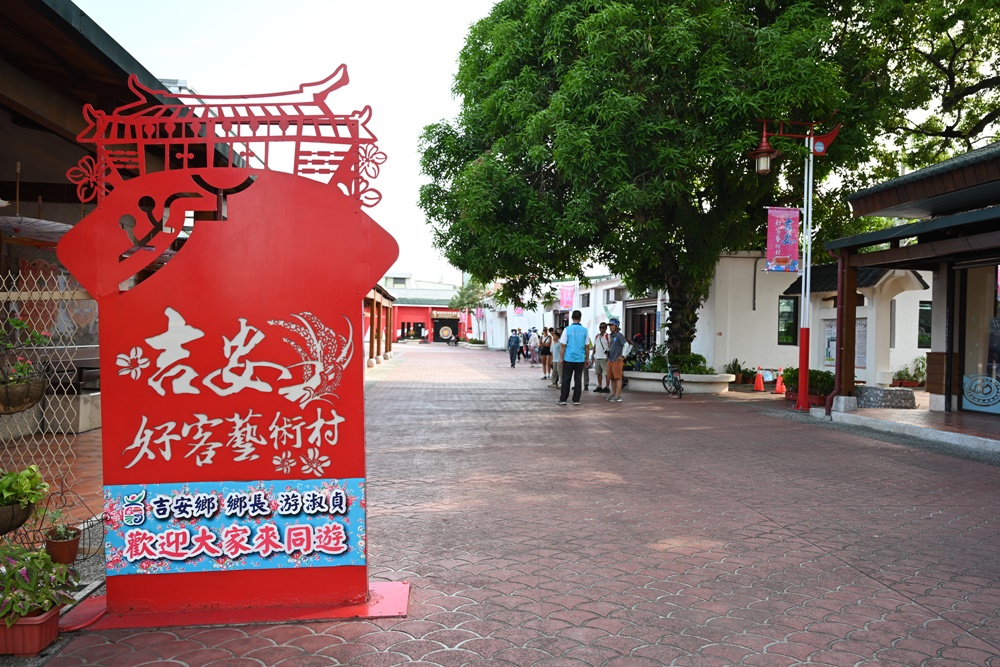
top-left (0, 606), bottom-right (60, 657)
top-left (44, 528), bottom-right (81, 565)
top-left (733, 373), bottom-right (743, 384)
top-left (0, 377), bottom-right (47, 415)
top-left (0, 502), bottom-right (34, 536)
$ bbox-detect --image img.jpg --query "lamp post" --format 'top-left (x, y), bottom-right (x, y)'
top-left (749, 119), bottom-right (841, 411)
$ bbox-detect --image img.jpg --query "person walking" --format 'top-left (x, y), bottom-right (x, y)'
top-left (539, 327), bottom-right (553, 379)
top-left (558, 311), bottom-right (591, 405)
top-left (529, 328), bottom-right (540, 367)
top-left (591, 321), bottom-right (611, 394)
top-left (605, 318), bottom-right (628, 402)
top-left (507, 329), bottom-right (521, 368)
top-left (548, 327), bottom-right (562, 388)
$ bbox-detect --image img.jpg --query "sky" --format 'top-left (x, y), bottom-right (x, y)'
top-left (72, 0), bottom-right (499, 285)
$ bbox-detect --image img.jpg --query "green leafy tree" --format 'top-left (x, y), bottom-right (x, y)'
top-left (419, 0), bottom-right (997, 353)
top-left (872, 0), bottom-right (1000, 164)
top-left (448, 277), bottom-right (493, 338)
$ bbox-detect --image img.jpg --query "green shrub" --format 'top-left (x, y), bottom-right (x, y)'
top-left (779, 367), bottom-right (834, 395)
top-left (647, 355), bottom-right (670, 373)
top-left (670, 353), bottom-right (707, 374)
top-left (808, 369), bottom-right (836, 396)
top-left (724, 358), bottom-right (746, 375)
top-left (781, 367), bottom-right (798, 392)
top-left (893, 365), bottom-right (913, 381)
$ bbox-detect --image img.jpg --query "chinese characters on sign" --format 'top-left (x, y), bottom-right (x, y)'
top-left (766, 207), bottom-right (800, 272)
top-left (57, 67), bottom-right (400, 612)
top-left (105, 479), bottom-right (365, 576)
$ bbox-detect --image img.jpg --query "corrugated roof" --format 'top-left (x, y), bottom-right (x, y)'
top-left (783, 265), bottom-right (929, 295)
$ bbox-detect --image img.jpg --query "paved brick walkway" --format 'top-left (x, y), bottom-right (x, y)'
top-left (43, 345), bottom-right (1000, 666)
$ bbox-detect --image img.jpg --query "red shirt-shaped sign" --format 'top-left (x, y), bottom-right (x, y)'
top-left (58, 67), bottom-right (397, 614)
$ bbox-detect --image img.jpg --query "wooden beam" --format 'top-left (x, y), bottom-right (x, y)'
top-left (0, 60), bottom-right (87, 142)
top-left (849, 230), bottom-right (1000, 267)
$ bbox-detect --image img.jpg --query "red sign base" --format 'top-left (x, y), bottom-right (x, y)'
top-left (60, 581), bottom-right (410, 631)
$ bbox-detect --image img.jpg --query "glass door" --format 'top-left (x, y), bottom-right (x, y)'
top-left (962, 265), bottom-right (1000, 414)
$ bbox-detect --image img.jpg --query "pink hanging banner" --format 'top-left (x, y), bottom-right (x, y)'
top-left (559, 286), bottom-right (575, 309)
top-left (766, 207), bottom-right (800, 272)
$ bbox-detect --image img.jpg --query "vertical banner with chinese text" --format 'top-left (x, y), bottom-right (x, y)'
top-left (58, 68), bottom-right (398, 614)
top-left (766, 207), bottom-right (800, 272)
top-left (559, 286), bottom-right (575, 310)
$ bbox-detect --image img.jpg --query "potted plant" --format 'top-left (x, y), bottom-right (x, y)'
top-left (913, 355), bottom-right (927, 387)
top-left (724, 358), bottom-right (745, 384)
top-left (0, 317), bottom-right (51, 415)
top-left (0, 542), bottom-right (78, 656)
top-left (808, 369), bottom-right (836, 403)
top-left (893, 365), bottom-right (918, 387)
top-left (782, 367), bottom-right (798, 400)
top-left (0, 466), bottom-right (49, 536)
top-left (38, 509), bottom-right (81, 565)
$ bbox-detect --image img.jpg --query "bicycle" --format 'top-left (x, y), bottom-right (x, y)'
top-left (661, 365), bottom-right (684, 398)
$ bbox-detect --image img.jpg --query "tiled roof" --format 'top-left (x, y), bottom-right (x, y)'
top-left (783, 264), bottom-right (929, 295)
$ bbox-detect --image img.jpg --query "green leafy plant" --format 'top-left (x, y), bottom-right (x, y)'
top-left (0, 466), bottom-right (49, 508)
top-left (3, 317), bottom-right (51, 350)
top-left (913, 356), bottom-right (927, 385)
top-left (0, 542), bottom-right (78, 626)
top-left (809, 369), bottom-right (836, 396)
top-left (2, 317), bottom-right (51, 387)
top-left (647, 354), bottom-right (670, 374)
top-left (37, 508), bottom-right (79, 541)
top-left (670, 352), bottom-right (714, 375)
top-left (893, 365), bottom-right (913, 381)
top-left (466, 337), bottom-right (485, 344)
top-left (781, 367), bottom-right (798, 392)
top-left (724, 358), bottom-right (745, 375)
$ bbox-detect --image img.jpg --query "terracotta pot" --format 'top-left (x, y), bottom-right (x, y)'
top-left (0, 502), bottom-right (34, 536)
top-left (0, 377), bottom-right (47, 415)
top-left (0, 606), bottom-right (60, 657)
top-left (44, 528), bottom-right (81, 565)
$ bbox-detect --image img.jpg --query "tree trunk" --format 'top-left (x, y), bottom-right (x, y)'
top-left (664, 278), bottom-right (706, 355)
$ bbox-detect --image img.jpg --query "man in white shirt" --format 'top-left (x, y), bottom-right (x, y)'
top-left (591, 322), bottom-right (611, 394)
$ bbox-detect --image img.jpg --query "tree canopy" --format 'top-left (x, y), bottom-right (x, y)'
top-left (419, 0), bottom-right (1000, 353)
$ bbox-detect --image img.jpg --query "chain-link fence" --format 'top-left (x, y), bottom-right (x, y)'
top-left (0, 257), bottom-right (101, 560)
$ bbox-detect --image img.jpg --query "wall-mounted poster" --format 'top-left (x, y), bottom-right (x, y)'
top-left (823, 318), bottom-right (867, 368)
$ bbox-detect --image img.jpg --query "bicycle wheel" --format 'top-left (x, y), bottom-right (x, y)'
top-left (661, 374), bottom-right (674, 394)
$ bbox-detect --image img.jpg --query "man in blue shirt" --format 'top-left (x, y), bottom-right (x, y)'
top-left (558, 310), bottom-right (591, 405)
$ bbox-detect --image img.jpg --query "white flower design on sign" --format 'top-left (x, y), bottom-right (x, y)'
top-left (272, 451), bottom-right (296, 474)
top-left (117, 346), bottom-right (150, 380)
top-left (299, 448), bottom-right (330, 477)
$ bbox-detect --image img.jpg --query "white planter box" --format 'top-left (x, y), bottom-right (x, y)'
top-left (624, 371), bottom-right (735, 394)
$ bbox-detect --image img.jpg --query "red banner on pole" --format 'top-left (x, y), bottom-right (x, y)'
top-left (766, 207), bottom-right (800, 272)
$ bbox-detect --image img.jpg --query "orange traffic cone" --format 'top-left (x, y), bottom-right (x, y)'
top-left (753, 366), bottom-right (764, 391)
top-left (774, 368), bottom-right (785, 394)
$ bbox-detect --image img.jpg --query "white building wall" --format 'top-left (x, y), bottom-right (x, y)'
top-left (694, 253), bottom-right (800, 372)
top-left (888, 277), bottom-right (932, 375)
top-left (478, 259), bottom-right (931, 382)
